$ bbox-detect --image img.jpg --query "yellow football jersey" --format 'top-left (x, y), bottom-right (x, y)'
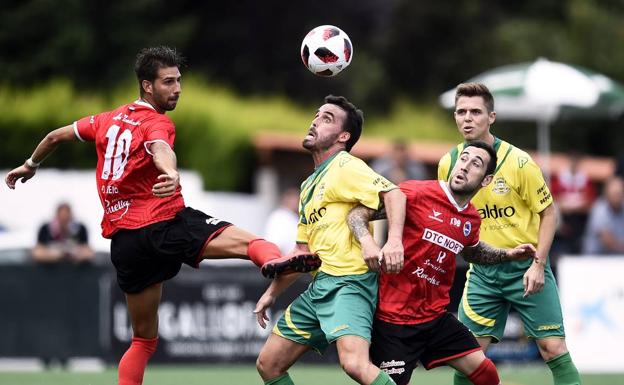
top-left (297, 151), bottom-right (396, 276)
top-left (438, 138), bottom-right (553, 250)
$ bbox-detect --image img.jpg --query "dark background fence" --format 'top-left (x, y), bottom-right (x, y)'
top-left (0, 258), bottom-right (540, 365)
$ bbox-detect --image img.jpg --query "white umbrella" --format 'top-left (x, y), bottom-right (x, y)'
top-left (439, 58), bottom-right (624, 171)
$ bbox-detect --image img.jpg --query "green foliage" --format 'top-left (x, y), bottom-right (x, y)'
top-left (4, 0), bottom-right (624, 117)
top-left (0, 79), bottom-right (453, 190)
top-left (0, 81), bottom-right (106, 169)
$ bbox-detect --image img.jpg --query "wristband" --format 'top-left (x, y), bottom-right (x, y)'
top-left (25, 157), bottom-right (41, 168)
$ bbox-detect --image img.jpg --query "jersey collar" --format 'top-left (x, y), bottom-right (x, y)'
top-left (314, 150), bottom-right (342, 171)
top-left (463, 135), bottom-right (501, 151)
top-left (134, 99), bottom-right (156, 110)
top-left (438, 180), bottom-right (469, 212)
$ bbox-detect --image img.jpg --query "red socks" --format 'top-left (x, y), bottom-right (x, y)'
top-left (118, 336), bottom-right (158, 385)
top-left (247, 239), bottom-right (282, 267)
top-left (468, 358), bottom-right (500, 385)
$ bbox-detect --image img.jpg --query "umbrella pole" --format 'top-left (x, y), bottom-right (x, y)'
top-left (537, 117), bottom-right (551, 182)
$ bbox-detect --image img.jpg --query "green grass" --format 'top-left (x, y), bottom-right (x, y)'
top-left (1, 364), bottom-right (622, 385)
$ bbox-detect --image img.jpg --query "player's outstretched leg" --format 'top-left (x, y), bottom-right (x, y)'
top-left (118, 283), bottom-right (162, 385)
top-left (203, 225), bottom-right (320, 278)
top-left (259, 250), bottom-right (321, 279)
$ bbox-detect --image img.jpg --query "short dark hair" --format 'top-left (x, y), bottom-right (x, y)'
top-left (455, 82), bottom-right (494, 113)
top-left (134, 46), bottom-right (185, 96)
top-left (464, 141), bottom-right (497, 176)
top-left (324, 95), bottom-right (363, 152)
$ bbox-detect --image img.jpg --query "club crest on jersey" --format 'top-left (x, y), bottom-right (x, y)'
top-left (463, 221), bottom-right (471, 237)
top-left (491, 176), bottom-right (510, 195)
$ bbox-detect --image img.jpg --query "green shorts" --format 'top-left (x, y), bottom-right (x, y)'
top-left (273, 271), bottom-right (378, 354)
top-left (458, 264), bottom-right (565, 342)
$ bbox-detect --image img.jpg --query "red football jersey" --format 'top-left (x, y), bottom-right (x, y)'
top-left (376, 180), bottom-right (481, 325)
top-left (74, 100), bottom-right (185, 238)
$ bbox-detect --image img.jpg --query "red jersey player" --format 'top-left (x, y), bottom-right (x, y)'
top-left (348, 142), bottom-right (536, 385)
top-left (4, 46), bottom-right (320, 385)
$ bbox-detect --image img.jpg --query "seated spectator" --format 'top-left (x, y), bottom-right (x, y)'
top-left (32, 202), bottom-right (94, 263)
top-left (264, 188), bottom-right (300, 255)
top-left (582, 177), bottom-right (624, 255)
top-left (550, 155), bottom-right (596, 254)
top-left (371, 139), bottom-right (428, 184)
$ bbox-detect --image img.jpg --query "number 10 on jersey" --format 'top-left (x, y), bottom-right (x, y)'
top-left (102, 124), bottom-right (132, 181)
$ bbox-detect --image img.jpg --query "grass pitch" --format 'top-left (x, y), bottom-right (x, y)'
top-left (1, 364), bottom-right (622, 385)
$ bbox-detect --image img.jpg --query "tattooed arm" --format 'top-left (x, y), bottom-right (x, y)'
top-left (460, 242), bottom-right (536, 265)
top-left (347, 205), bottom-right (384, 272)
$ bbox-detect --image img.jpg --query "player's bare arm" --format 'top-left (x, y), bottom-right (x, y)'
top-left (535, 202), bottom-right (557, 266)
top-left (254, 243), bottom-right (310, 328)
top-left (5, 124), bottom-right (76, 189)
top-left (461, 242), bottom-right (536, 265)
top-left (150, 141), bottom-right (180, 198)
top-left (347, 205), bottom-right (375, 241)
top-left (347, 205), bottom-right (383, 272)
top-left (379, 188), bottom-right (406, 274)
top-left (523, 202), bottom-right (557, 296)
top-left (254, 272), bottom-right (303, 329)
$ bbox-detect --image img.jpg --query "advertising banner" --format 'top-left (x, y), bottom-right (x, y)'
top-left (107, 265), bottom-right (317, 363)
top-left (559, 256), bottom-right (624, 372)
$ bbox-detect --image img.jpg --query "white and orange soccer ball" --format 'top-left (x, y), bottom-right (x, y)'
top-left (300, 25), bottom-right (353, 77)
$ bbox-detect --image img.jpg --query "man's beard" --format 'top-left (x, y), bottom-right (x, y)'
top-left (302, 132), bottom-right (339, 152)
top-left (450, 180), bottom-right (480, 197)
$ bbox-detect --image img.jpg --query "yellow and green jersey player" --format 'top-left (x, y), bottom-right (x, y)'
top-left (254, 95), bottom-right (406, 385)
top-left (439, 83), bottom-right (582, 385)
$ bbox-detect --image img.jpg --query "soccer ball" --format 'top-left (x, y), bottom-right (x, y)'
top-left (300, 25), bottom-right (353, 77)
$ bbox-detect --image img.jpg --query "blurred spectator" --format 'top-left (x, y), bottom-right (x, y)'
top-left (32, 202), bottom-right (94, 263)
top-left (582, 177), bottom-right (624, 255)
top-left (371, 140), bottom-right (427, 245)
top-left (371, 139), bottom-right (427, 184)
top-left (550, 155), bottom-right (596, 255)
top-left (264, 188), bottom-right (300, 255)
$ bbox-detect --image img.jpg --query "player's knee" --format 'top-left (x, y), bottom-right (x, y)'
top-left (339, 354), bottom-right (367, 380)
top-left (468, 358), bottom-right (500, 385)
top-left (255, 354), bottom-right (270, 376)
top-left (256, 352), bottom-right (282, 379)
top-left (131, 321), bottom-right (158, 339)
top-left (537, 338), bottom-right (568, 361)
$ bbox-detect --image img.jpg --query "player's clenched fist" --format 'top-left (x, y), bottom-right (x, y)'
top-left (381, 236), bottom-right (404, 274)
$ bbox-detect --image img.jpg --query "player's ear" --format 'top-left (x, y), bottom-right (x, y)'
top-left (338, 131), bottom-right (350, 145)
top-left (488, 111), bottom-right (496, 125)
top-left (142, 79), bottom-right (153, 95)
top-left (481, 174), bottom-right (494, 187)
